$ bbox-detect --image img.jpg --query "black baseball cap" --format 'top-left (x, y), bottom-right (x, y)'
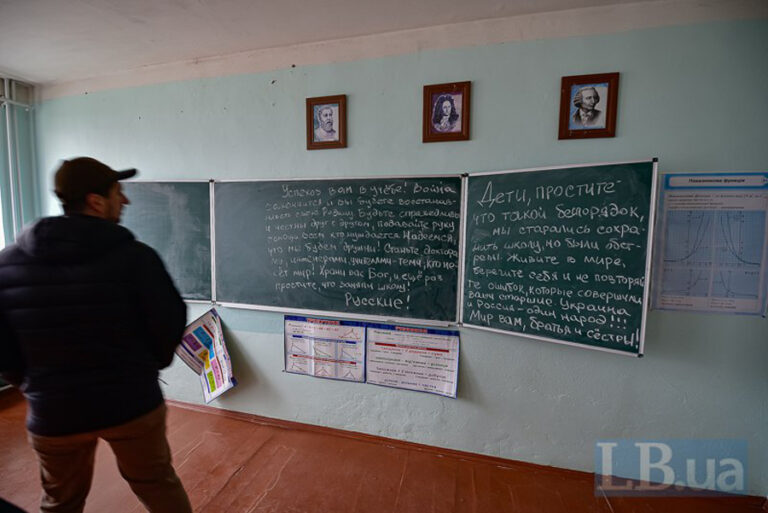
top-left (54, 157), bottom-right (137, 206)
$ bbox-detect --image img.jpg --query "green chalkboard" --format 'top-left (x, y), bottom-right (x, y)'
top-left (215, 177), bottom-right (462, 321)
top-left (462, 161), bottom-right (656, 355)
top-left (121, 182), bottom-right (211, 300)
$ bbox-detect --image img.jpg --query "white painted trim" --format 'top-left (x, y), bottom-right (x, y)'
top-left (457, 175), bottom-right (469, 324)
top-left (126, 179), bottom-right (210, 183)
top-left (462, 322), bottom-right (640, 357)
top-left (12, 96), bottom-right (24, 226)
top-left (39, 0), bottom-right (768, 100)
top-left (4, 79), bottom-right (18, 239)
top-left (209, 180), bottom-right (216, 303)
top-left (0, 98), bottom-right (32, 108)
top-left (216, 301), bottom-right (456, 328)
top-left (638, 159), bottom-right (660, 356)
top-left (469, 159), bottom-right (652, 177)
top-left (215, 174), bottom-right (462, 183)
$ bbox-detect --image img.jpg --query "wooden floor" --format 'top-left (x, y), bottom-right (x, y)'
top-left (0, 391), bottom-right (764, 513)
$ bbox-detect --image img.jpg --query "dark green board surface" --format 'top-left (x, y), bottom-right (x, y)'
top-left (215, 177), bottom-right (461, 321)
top-left (121, 182), bottom-right (211, 300)
top-left (462, 162), bottom-right (656, 354)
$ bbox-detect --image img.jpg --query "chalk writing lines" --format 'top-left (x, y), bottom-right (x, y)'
top-left (463, 163), bottom-right (654, 354)
top-left (252, 178), bottom-right (462, 319)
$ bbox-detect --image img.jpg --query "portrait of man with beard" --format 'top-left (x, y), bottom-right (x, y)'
top-left (313, 104), bottom-right (339, 142)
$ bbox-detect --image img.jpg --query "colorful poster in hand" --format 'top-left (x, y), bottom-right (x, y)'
top-left (178, 309), bottom-right (236, 402)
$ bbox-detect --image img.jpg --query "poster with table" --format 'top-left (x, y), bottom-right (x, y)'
top-left (284, 316), bottom-right (366, 382)
top-left (366, 323), bottom-right (460, 397)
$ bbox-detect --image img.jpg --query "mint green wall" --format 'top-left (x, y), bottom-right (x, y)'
top-left (35, 20), bottom-right (768, 494)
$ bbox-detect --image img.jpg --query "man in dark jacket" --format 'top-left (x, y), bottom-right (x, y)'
top-left (0, 157), bottom-right (192, 513)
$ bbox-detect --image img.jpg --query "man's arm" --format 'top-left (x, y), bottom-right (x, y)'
top-left (136, 245), bottom-right (187, 369)
top-left (0, 312), bottom-right (24, 387)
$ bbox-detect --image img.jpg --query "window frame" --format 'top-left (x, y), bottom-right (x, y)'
top-left (0, 77), bottom-right (36, 247)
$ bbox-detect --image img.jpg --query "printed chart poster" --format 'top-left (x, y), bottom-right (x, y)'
top-left (284, 316), bottom-right (365, 382)
top-left (653, 173), bottom-right (768, 314)
top-left (178, 309), bottom-right (236, 403)
top-left (366, 324), bottom-right (459, 398)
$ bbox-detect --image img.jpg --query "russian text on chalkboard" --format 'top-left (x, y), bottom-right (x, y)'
top-left (461, 161), bottom-right (657, 355)
top-left (215, 177), bottom-right (462, 321)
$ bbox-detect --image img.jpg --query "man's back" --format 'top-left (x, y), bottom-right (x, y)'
top-left (0, 214), bottom-right (186, 436)
top-left (0, 157), bottom-right (193, 512)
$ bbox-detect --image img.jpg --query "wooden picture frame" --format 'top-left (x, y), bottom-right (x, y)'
top-left (423, 81), bottom-right (471, 143)
top-left (558, 73), bottom-right (619, 140)
top-left (306, 94), bottom-right (347, 150)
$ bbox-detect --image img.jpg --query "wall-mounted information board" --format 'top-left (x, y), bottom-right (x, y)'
top-left (215, 177), bottom-right (462, 321)
top-left (284, 315), bottom-right (366, 382)
top-left (121, 182), bottom-right (212, 300)
top-left (461, 161), bottom-right (657, 355)
top-left (366, 323), bottom-right (460, 397)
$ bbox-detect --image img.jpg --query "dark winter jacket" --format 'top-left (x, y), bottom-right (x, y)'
top-left (0, 214), bottom-right (186, 436)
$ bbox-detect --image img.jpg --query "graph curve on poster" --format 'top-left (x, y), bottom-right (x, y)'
top-left (121, 182), bottom-right (212, 300)
top-left (462, 161), bottom-right (656, 355)
top-left (215, 177), bottom-right (462, 322)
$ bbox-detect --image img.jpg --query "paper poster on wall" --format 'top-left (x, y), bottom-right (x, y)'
top-left (653, 173), bottom-right (768, 315)
top-left (177, 309), bottom-right (237, 402)
top-left (366, 324), bottom-right (459, 398)
top-left (284, 316), bottom-right (366, 382)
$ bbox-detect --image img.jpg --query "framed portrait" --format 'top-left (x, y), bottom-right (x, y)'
top-left (558, 73), bottom-right (619, 140)
top-left (306, 94), bottom-right (347, 150)
top-left (423, 81), bottom-right (471, 143)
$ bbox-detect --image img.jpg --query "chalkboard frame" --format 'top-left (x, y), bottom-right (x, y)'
top-left (213, 174), bottom-right (465, 327)
top-left (123, 179), bottom-right (215, 303)
top-left (459, 159), bottom-right (659, 356)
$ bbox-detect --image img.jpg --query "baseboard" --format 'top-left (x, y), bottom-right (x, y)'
top-left (166, 398), bottom-right (573, 474)
top-left (167, 398), bottom-right (766, 511)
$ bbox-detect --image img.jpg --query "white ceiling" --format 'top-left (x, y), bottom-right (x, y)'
top-left (0, 0), bottom-right (651, 85)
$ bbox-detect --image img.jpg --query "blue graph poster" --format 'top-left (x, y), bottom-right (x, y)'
top-left (653, 173), bottom-right (768, 315)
